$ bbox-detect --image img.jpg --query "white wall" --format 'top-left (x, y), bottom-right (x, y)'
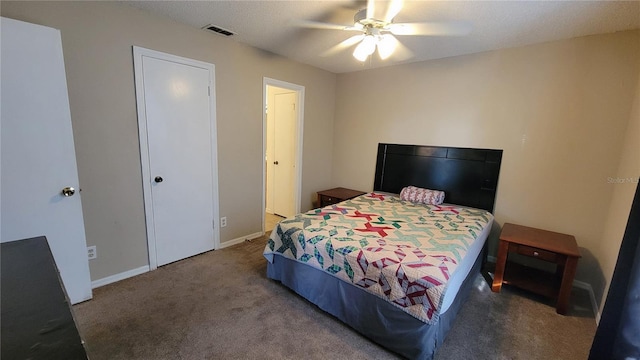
top-left (332, 30), bottom-right (640, 308)
top-left (1, 1), bottom-right (336, 281)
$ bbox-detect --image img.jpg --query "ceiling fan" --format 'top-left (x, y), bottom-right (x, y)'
top-left (294, 0), bottom-right (471, 62)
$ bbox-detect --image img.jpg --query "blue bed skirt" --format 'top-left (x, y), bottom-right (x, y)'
top-left (266, 249), bottom-right (483, 359)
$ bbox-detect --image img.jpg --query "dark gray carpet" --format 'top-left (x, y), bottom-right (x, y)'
top-left (73, 235), bottom-right (596, 359)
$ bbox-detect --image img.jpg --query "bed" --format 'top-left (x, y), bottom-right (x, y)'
top-left (263, 143), bottom-right (503, 359)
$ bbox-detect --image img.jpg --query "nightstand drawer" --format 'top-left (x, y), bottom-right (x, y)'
top-left (515, 244), bottom-right (557, 262)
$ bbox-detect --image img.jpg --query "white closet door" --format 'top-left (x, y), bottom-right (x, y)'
top-left (1, 17), bottom-right (92, 304)
top-left (134, 47), bottom-right (219, 268)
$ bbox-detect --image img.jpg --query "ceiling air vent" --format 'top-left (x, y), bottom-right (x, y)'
top-left (202, 24), bottom-right (235, 37)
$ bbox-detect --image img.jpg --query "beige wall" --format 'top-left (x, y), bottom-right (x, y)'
top-left (1, 2), bottom-right (336, 281)
top-left (596, 72), bottom-right (640, 316)
top-left (333, 31), bottom-right (640, 307)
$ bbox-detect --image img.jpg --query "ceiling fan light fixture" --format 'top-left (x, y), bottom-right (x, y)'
top-left (297, 0), bottom-right (471, 66)
top-left (377, 34), bottom-right (397, 60)
top-left (353, 34), bottom-right (377, 61)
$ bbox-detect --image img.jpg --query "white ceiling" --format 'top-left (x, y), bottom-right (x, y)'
top-left (126, 1), bottom-right (640, 74)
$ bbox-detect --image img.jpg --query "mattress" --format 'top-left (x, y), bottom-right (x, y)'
top-left (263, 192), bottom-right (493, 324)
top-left (439, 205), bottom-right (491, 312)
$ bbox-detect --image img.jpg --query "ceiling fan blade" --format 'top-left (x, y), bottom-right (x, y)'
top-left (290, 19), bottom-right (358, 31)
top-left (366, 0), bottom-right (375, 20)
top-left (388, 21), bottom-right (472, 36)
top-left (384, 0), bottom-right (404, 22)
top-left (321, 35), bottom-right (365, 57)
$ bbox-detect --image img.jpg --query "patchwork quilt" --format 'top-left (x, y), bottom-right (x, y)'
top-left (263, 193), bottom-right (492, 324)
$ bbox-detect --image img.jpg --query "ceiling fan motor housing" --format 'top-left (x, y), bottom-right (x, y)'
top-left (354, 9), bottom-right (389, 29)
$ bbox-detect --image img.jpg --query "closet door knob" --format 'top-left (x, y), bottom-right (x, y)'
top-left (273, 161), bottom-right (279, 165)
top-left (61, 187), bottom-right (75, 197)
top-left (154, 176), bottom-right (163, 183)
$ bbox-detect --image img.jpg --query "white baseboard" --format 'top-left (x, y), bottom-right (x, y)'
top-left (91, 265), bottom-right (150, 289)
top-left (219, 231), bottom-right (264, 249)
top-left (487, 255), bottom-right (600, 323)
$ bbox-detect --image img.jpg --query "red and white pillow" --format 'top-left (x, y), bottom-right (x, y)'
top-left (400, 186), bottom-right (445, 205)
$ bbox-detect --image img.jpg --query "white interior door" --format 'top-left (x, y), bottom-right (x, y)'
top-left (273, 92), bottom-right (297, 218)
top-left (0, 17), bottom-right (92, 304)
top-left (134, 47), bottom-right (219, 268)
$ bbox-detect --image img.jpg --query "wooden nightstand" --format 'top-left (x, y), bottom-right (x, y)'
top-left (491, 223), bottom-right (581, 315)
top-left (317, 187), bottom-right (366, 207)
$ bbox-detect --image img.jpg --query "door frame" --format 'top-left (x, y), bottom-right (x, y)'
top-left (262, 77), bottom-right (305, 232)
top-left (133, 46), bottom-right (220, 270)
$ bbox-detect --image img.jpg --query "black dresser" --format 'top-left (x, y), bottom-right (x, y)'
top-left (1, 236), bottom-right (88, 359)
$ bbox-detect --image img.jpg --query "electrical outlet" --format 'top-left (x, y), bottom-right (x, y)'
top-left (220, 216), bottom-right (227, 227)
top-left (87, 246), bottom-right (97, 260)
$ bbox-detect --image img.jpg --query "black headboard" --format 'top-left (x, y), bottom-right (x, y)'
top-left (373, 143), bottom-right (503, 213)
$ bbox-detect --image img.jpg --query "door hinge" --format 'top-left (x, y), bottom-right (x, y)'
top-left (212, 218), bottom-right (215, 229)
top-left (208, 86), bottom-right (211, 96)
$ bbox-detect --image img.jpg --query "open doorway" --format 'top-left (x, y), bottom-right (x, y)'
top-left (263, 78), bottom-right (305, 233)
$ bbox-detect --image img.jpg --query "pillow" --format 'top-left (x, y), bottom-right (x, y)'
top-left (400, 186), bottom-right (445, 205)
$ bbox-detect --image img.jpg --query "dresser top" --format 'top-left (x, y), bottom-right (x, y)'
top-left (317, 187), bottom-right (367, 199)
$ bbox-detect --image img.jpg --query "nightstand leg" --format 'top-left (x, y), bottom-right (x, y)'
top-left (492, 240), bottom-right (509, 292)
top-left (556, 256), bottom-right (578, 315)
